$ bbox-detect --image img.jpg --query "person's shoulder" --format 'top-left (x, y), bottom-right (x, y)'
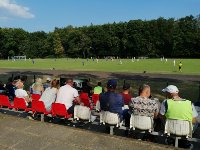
top-left (100, 92), bottom-right (106, 97)
top-left (22, 89), bottom-right (27, 93)
top-left (16, 88), bottom-right (23, 92)
top-left (17, 89), bottom-right (27, 94)
top-left (71, 86), bottom-right (78, 92)
top-left (115, 93), bottom-right (123, 99)
top-left (60, 85), bottom-right (67, 89)
top-left (149, 98), bottom-right (159, 104)
top-left (120, 92), bottom-right (125, 96)
top-left (15, 89), bottom-right (19, 92)
top-left (131, 96), bottom-right (140, 101)
top-left (45, 87), bottom-right (53, 92)
top-left (161, 99), bottom-right (167, 103)
top-left (46, 87), bottom-right (51, 90)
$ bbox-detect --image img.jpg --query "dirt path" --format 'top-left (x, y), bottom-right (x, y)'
top-left (0, 68), bottom-right (199, 82)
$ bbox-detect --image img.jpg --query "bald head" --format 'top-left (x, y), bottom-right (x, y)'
top-left (66, 79), bottom-right (73, 86)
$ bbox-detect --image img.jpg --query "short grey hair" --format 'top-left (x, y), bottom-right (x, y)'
top-left (139, 84), bottom-right (150, 95)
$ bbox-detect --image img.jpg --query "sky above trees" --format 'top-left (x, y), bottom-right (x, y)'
top-left (0, 0), bottom-right (200, 32)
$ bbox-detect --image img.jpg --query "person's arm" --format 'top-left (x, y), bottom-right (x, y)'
top-left (192, 104), bottom-right (198, 124)
top-left (74, 96), bottom-right (80, 103)
top-left (159, 100), bottom-right (167, 120)
top-left (41, 86), bottom-right (44, 93)
top-left (128, 98), bottom-right (134, 113)
top-left (73, 89), bottom-right (84, 105)
top-left (76, 96), bottom-right (84, 106)
top-left (153, 100), bottom-right (160, 119)
top-left (24, 96), bottom-right (31, 103)
top-left (23, 90), bottom-right (31, 103)
top-left (192, 118), bottom-right (197, 124)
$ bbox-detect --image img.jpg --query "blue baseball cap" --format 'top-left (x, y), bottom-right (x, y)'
top-left (107, 79), bottom-right (117, 89)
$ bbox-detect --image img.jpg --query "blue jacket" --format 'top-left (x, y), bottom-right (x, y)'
top-left (100, 91), bottom-right (124, 119)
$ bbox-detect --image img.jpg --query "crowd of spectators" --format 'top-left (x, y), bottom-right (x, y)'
top-left (0, 76), bottom-right (199, 148)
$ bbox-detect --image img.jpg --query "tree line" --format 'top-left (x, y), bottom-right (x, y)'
top-left (0, 15), bottom-right (200, 59)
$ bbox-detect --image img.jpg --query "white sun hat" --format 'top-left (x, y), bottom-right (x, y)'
top-left (162, 85), bottom-right (179, 94)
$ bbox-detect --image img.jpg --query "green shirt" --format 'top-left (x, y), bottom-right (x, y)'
top-left (165, 99), bottom-right (192, 121)
top-left (94, 86), bottom-right (102, 94)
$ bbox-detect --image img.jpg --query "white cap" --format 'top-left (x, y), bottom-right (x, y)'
top-left (162, 85), bottom-right (179, 94)
top-left (46, 77), bottom-right (51, 81)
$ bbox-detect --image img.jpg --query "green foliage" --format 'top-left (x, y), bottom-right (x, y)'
top-left (8, 50), bottom-right (15, 56)
top-left (0, 15), bottom-right (200, 58)
top-left (53, 32), bottom-right (65, 58)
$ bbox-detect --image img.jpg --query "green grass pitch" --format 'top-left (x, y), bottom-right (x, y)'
top-left (0, 58), bottom-right (199, 75)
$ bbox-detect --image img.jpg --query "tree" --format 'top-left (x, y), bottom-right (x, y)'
top-left (53, 32), bottom-right (65, 58)
top-left (8, 50), bottom-right (15, 57)
top-left (0, 15), bottom-right (199, 59)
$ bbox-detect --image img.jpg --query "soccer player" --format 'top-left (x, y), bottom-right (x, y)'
top-left (173, 59), bottom-right (176, 67)
top-left (178, 62), bottom-right (182, 72)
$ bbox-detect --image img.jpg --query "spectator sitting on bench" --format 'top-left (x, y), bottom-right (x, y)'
top-left (99, 79), bottom-right (124, 120)
top-left (31, 78), bottom-right (44, 95)
top-left (39, 79), bottom-right (59, 111)
top-left (56, 79), bottom-right (83, 114)
top-left (15, 80), bottom-right (31, 107)
top-left (0, 81), bottom-right (7, 95)
top-left (128, 84), bottom-right (159, 127)
top-left (82, 80), bottom-right (93, 97)
top-left (160, 85), bottom-right (198, 130)
top-left (43, 77), bottom-right (51, 90)
top-left (80, 88), bottom-right (91, 108)
top-left (5, 77), bottom-right (16, 101)
top-left (121, 83), bottom-right (132, 105)
top-left (93, 82), bottom-right (103, 94)
top-left (159, 85), bottom-right (198, 148)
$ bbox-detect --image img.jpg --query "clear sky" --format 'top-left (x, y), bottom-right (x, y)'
top-left (0, 0), bottom-right (200, 32)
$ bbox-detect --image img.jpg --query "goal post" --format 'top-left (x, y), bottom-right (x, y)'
top-left (12, 56), bottom-right (27, 61)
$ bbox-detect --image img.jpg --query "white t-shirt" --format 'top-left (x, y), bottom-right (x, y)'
top-left (40, 87), bottom-right (58, 111)
top-left (15, 89), bottom-right (28, 98)
top-left (15, 89), bottom-right (29, 105)
top-left (56, 84), bottom-right (79, 109)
